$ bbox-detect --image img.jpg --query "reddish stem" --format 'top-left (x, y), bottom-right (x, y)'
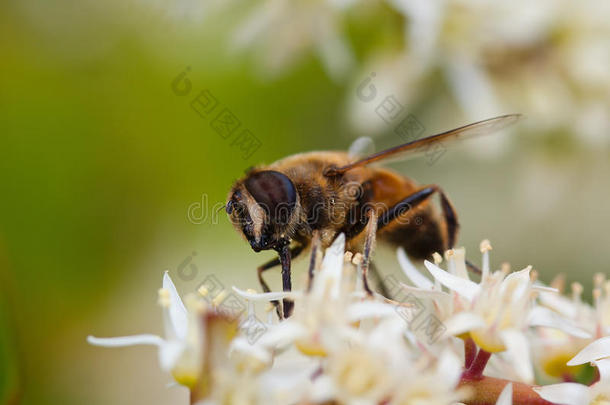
top-left (463, 349), bottom-right (492, 380)
top-left (459, 376), bottom-right (558, 405)
top-left (464, 338), bottom-right (477, 369)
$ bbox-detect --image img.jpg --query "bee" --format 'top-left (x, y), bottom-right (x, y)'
top-left (226, 114), bottom-right (520, 317)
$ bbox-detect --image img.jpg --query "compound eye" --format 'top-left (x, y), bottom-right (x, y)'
top-left (245, 170), bottom-right (296, 223)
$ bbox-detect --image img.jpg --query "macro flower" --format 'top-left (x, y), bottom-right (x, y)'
top-left (89, 236), bottom-right (605, 404)
top-left (88, 272), bottom-right (204, 387)
top-left (356, 0), bottom-right (610, 148)
top-left (231, 0), bottom-right (358, 81)
top-left (397, 240), bottom-right (589, 383)
top-left (535, 336), bottom-right (610, 404)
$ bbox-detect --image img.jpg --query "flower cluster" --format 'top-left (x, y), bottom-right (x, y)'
top-left (192, 0), bottom-right (610, 148)
top-left (89, 235), bottom-right (610, 404)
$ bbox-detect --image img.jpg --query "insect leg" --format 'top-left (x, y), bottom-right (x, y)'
top-left (361, 209), bottom-right (378, 296)
top-left (307, 230), bottom-right (322, 292)
top-left (257, 244), bottom-right (304, 318)
top-left (377, 185), bottom-right (459, 250)
top-left (277, 244), bottom-right (293, 318)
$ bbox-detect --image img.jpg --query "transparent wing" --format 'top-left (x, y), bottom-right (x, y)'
top-left (327, 114), bottom-right (521, 175)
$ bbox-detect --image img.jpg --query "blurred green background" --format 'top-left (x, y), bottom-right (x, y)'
top-left (1, 1), bottom-right (609, 404)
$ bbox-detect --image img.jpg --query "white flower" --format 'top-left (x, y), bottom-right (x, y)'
top-left (91, 235), bottom-right (598, 404)
top-left (400, 240), bottom-right (587, 383)
top-left (231, 0), bottom-right (358, 81)
top-left (535, 336), bottom-right (610, 405)
top-left (88, 272), bottom-right (203, 387)
top-left (387, 0), bottom-right (610, 148)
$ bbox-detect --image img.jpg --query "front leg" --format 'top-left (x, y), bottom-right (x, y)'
top-left (361, 209), bottom-right (378, 296)
top-left (275, 242), bottom-right (293, 317)
top-left (257, 243), bottom-right (304, 318)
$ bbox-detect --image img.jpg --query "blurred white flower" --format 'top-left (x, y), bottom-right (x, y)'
top-left (231, 0), bottom-right (358, 81)
top-left (88, 272), bottom-right (203, 387)
top-left (399, 239), bottom-right (589, 383)
top-left (379, 0), bottom-right (610, 147)
top-left (535, 336), bottom-right (610, 405)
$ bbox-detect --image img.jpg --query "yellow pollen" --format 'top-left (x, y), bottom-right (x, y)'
top-left (213, 290), bottom-right (228, 307)
top-left (479, 239), bottom-right (492, 253)
top-left (432, 252), bottom-right (443, 265)
top-left (352, 253), bottom-right (363, 266)
top-left (501, 262), bottom-right (511, 275)
top-left (344, 251), bottom-right (353, 263)
top-left (198, 285), bottom-right (209, 297)
top-left (158, 288), bottom-right (171, 307)
top-left (530, 270), bottom-right (539, 282)
top-left (445, 249), bottom-right (455, 260)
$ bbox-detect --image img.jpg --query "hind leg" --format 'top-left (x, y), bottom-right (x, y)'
top-left (377, 185), bottom-right (459, 254)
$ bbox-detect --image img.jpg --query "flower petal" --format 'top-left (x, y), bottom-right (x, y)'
top-left (443, 312), bottom-right (486, 337)
top-left (501, 267), bottom-right (531, 302)
top-left (501, 330), bottom-right (533, 383)
top-left (232, 286), bottom-right (298, 301)
top-left (257, 321), bottom-right (307, 349)
top-left (528, 306), bottom-right (591, 339)
top-left (163, 271), bottom-right (188, 340)
top-left (496, 383), bottom-right (512, 405)
top-left (568, 336), bottom-right (610, 366)
top-left (158, 340), bottom-right (184, 372)
top-left (534, 383), bottom-right (590, 405)
top-left (436, 349), bottom-right (463, 387)
top-left (424, 260), bottom-right (480, 301)
top-left (593, 357), bottom-right (610, 381)
top-left (397, 248), bottom-right (434, 289)
top-left (313, 233), bottom-right (345, 299)
top-left (87, 334), bottom-right (165, 347)
top-left (346, 301), bottom-right (398, 321)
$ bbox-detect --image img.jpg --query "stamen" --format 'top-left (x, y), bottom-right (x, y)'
top-left (445, 249), bottom-right (456, 275)
top-left (550, 274), bottom-right (566, 294)
top-left (198, 285), bottom-right (209, 297)
top-left (594, 273), bottom-right (606, 288)
top-left (594, 288), bottom-right (602, 307)
top-left (245, 289), bottom-right (257, 317)
top-left (212, 290), bottom-right (228, 307)
top-left (432, 252), bottom-right (443, 265)
top-left (571, 282), bottom-right (583, 303)
top-left (158, 288), bottom-right (171, 307)
top-left (479, 240), bottom-right (492, 280)
top-left (530, 270), bottom-right (539, 283)
top-left (479, 239), bottom-right (492, 253)
top-left (603, 281), bottom-right (610, 298)
top-left (344, 251), bottom-right (353, 263)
